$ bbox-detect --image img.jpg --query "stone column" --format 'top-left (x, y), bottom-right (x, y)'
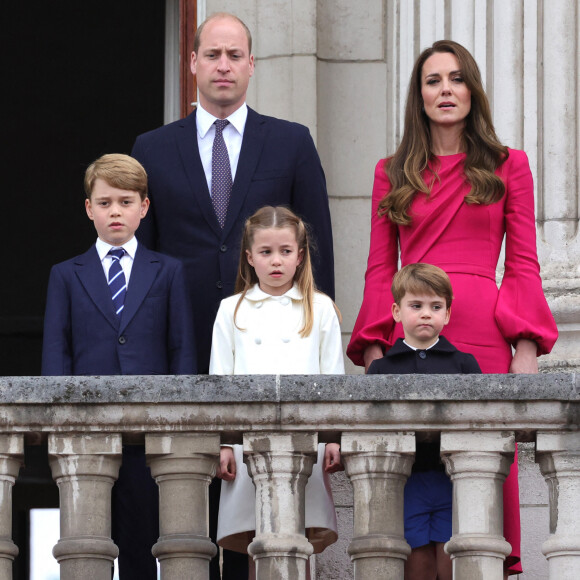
top-left (146, 433), bottom-right (219, 580)
top-left (441, 431), bottom-right (514, 579)
top-left (0, 434), bottom-right (23, 580)
top-left (341, 432), bottom-right (414, 580)
top-left (48, 433), bottom-right (121, 580)
top-left (244, 432), bottom-right (317, 580)
top-left (536, 431), bottom-right (580, 580)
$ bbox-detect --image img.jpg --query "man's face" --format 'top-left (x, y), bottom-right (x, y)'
top-left (191, 16), bottom-right (254, 119)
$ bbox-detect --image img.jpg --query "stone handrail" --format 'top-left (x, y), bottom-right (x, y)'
top-left (0, 373), bottom-right (578, 579)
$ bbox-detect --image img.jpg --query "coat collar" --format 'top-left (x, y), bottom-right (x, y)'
top-left (244, 283), bottom-right (303, 302)
top-left (387, 335), bottom-right (457, 356)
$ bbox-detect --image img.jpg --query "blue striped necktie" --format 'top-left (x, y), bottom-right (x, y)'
top-left (108, 248), bottom-right (127, 316)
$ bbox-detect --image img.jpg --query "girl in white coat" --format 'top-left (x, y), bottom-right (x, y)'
top-left (210, 206), bottom-right (344, 577)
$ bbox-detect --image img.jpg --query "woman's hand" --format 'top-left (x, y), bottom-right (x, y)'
top-left (217, 446), bottom-right (237, 481)
top-left (363, 343), bottom-right (384, 373)
top-left (324, 443), bottom-right (344, 473)
top-left (509, 339), bottom-right (538, 374)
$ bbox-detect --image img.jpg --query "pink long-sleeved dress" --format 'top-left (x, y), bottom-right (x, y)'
top-left (347, 149), bottom-right (558, 573)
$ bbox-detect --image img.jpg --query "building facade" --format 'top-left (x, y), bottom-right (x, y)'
top-left (196, 1), bottom-right (579, 578)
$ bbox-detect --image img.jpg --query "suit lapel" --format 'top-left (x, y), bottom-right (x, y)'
top-left (120, 245), bottom-right (160, 333)
top-left (222, 107), bottom-right (267, 238)
top-left (175, 110), bottom-right (223, 238)
top-left (75, 247), bottom-right (119, 331)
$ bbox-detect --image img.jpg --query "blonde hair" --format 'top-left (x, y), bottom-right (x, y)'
top-left (392, 263), bottom-right (453, 309)
top-left (235, 206), bottom-right (318, 337)
top-left (84, 154), bottom-right (148, 200)
top-left (378, 40), bottom-right (508, 225)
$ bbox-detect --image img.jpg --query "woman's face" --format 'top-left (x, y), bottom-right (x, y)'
top-left (421, 52), bottom-right (472, 129)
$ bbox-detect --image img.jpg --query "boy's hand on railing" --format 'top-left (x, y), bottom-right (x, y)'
top-left (217, 446), bottom-right (237, 480)
top-left (324, 443), bottom-right (344, 473)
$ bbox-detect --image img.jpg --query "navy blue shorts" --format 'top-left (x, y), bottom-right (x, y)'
top-left (404, 470), bottom-right (452, 549)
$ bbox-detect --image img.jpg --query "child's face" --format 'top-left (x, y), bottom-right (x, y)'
top-left (246, 226), bottom-right (303, 296)
top-left (392, 291), bottom-right (450, 349)
top-left (85, 178), bottom-right (149, 246)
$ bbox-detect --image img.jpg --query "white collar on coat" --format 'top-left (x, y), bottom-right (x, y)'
top-left (244, 283), bottom-right (303, 302)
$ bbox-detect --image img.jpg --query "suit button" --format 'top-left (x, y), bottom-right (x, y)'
top-left (216, 281), bottom-right (223, 289)
top-left (118, 336), bottom-right (126, 345)
top-left (418, 350), bottom-right (426, 359)
top-left (220, 245), bottom-right (227, 252)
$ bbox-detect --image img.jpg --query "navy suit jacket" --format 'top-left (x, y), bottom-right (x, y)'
top-left (132, 107), bottom-right (334, 372)
top-left (41, 243), bottom-right (196, 376)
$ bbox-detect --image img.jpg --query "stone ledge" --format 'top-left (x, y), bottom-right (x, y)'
top-left (0, 373), bottom-right (577, 404)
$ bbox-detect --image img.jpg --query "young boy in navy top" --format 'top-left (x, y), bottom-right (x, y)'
top-left (42, 154), bottom-right (196, 580)
top-left (367, 263), bottom-right (481, 580)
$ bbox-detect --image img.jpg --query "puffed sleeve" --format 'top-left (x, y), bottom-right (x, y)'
top-left (209, 299), bottom-right (236, 375)
top-left (495, 149), bottom-right (558, 355)
top-left (346, 160), bottom-right (400, 366)
top-left (317, 294), bottom-right (345, 374)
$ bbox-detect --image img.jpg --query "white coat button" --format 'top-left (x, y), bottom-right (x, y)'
top-left (282, 338), bottom-right (290, 343)
top-left (255, 302), bottom-right (263, 309)
top-left (280, 297), bottom-right (290, 306)
top-left (255, 337), bottom-right (262, 345)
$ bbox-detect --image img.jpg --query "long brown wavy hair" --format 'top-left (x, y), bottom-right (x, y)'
top-left (378, 40), bottom-right (509, 225)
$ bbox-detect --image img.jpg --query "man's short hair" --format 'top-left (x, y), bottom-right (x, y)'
top-left (392, 263), bottom-right (453, 308)
top-left (84, 154), bottom-right (148, 200)
top-left (193, 12), bottom-right (252, 54)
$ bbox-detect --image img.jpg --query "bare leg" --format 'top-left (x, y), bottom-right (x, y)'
top-left (435, 542), bottom-right (451, 580)
top-left (404, 544), bottom-right (437, 580)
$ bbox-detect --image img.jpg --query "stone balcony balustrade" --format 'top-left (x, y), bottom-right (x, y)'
top-left (0, 373), bottom-right (578, 580)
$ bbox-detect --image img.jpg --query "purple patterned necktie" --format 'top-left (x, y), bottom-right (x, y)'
top-left (211, 119), bottom-right (233, 228)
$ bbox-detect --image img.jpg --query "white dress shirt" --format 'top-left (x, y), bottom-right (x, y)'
top-left (195, 102), bottom-right (248, 194)
top-left (95, 236), bottom-right (138, 286)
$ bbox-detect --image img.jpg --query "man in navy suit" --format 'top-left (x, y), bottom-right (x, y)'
top-left (42, 154), bottom-right (196, 580)
top-left (132, 12), bottom-right (335, 375)
top-left (131, 12), bottom-right (335, 579)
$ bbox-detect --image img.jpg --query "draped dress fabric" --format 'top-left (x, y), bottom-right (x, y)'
top-left (210, 284), bottom-right (344, 554)
top-left (347, 149), bottom-right (558, 573)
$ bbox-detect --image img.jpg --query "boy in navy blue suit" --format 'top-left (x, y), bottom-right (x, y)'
top-left (367, 263), bottom-right (481, 580)
top-left (42, 154), bottom-right (196, 579)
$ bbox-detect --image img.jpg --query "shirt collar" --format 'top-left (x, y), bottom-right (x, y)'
top-left (196, 102), bottom-right (248, 139)
top-left (95, 236), bottom-right (138, 261)
top-left (403, 337), bottom-right (439, 351)
top-left (244, 283), bottom-right (303, 302)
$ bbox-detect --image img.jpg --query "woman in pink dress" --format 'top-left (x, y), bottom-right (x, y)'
top-left (347, 40), bottom-right (558, 576)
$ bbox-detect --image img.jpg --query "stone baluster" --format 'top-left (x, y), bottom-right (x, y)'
top-left (440, 431), bottom-right (514, 579)
top-left (244, 432), bottom-right (317, 580)
top-left (536, 431), bottom-right (580, 580)
top-left (341, 432), bottom-right (414, 580)
top-left (0, 434), bottom-right (23, 580)
top-left (48, 433), bottom-right (121, 580)
top-left (146, 433), bottom-right (219, 580)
